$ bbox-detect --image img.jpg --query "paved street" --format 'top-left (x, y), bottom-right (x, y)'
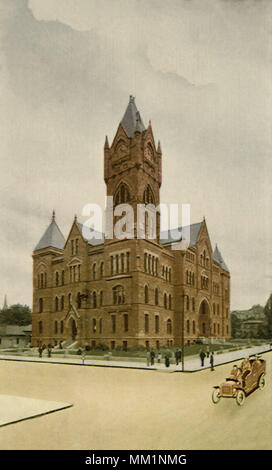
top-left (0, 349), bottom-right (271, 449)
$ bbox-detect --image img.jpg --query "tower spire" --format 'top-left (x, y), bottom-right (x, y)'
top-left (52, 209), bottom-right (55, 222)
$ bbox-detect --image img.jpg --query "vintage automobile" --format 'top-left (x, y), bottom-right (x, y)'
top-left (212, 356), bottom-right (266, 406)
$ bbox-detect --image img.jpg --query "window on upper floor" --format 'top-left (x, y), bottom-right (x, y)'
top-left (115, 182), bottom-right (130, 205)
top-left (167, 319), bottom-right (172, 334)
top-left (55, 297), bottom-right (59, 312)
top-left (55, 271), bottom-right (59, 287)
top-left (93, 291), bottom-right (97, 308)
top-left (164, 293), bottom-right (167, 309)
top-left (145, 285), bottom-right (149, 304)
top-left (143, 185), bottom-right (154, 205)
top-left (155, 288), bottom-right (159, 306)
top-left (93, 263), bottom-right (97, 280)
top-left (100, 262), bottom-right (104, 278)
top-left (113, 285), bottom-right (125, 305)
top-left (39, 298), bottom-right (43, 313)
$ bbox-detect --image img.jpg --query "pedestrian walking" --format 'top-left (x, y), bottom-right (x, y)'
top-left (200, 349), bottom-right (206, 367)
top-left (150, 349), bottom-right (155, 366)
top-left (206, 347), bottom-right (210, 358)
top-left (47, 345), bottom-right (52, 358)
top-left (157, 351), bottom-right (162, 364)
top-left (175, 348), bottom-right (180, 366)
top-left (165, 349), bottom-right (171, 368)
top-left (38, 346), bottom-right (43, 358)
top-left (146, 350), bottom-right (151, 367)
top-left (210, 351), bottom-right (214, 371)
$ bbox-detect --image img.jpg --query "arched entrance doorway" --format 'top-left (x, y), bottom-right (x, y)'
top-left (198, 299), bottom-right (211, 337)
top-left (70, 318), bottom-right (77, 340)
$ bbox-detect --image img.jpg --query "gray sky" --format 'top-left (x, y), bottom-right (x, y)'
top-left (0, 0), bottom-right (271, 310)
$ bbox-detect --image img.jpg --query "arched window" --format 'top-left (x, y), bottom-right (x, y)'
top-left (155, 288), bottom-right (159, 306)
top-left (167, 319), bottom-right (172, 334)
top-left (202, 323), bottom-right (206, 335)
top-left (144, 253), bottom-right (148, 271)
top-left (169, 295), bottom-right (172, 310)
top-left (93, 263), bottom-right (97, 280)
top-left (55, 297), bottom-right (58, 312)
top-left (113, 285), bottom-right (125, 305)
top-left (192, 320), bottom-right (196, 334)
top-left (100, 262), bottom-right (104, 278)
top-left (100, 291), bottom-right (103, 306)
top-left (192, 297), bottom-right (195, 311)
top-left (186, 319), bottom-right (190, 334)
top-left (143, 185), bottom-right (154, 204)
top-left (164, 293), bottom-right (167, 309)
top-left (186, 296), bottom-right (190, 311)
top-left (54, 321), bottom-right (58, 334)
top-left (115, 182), bottom-right (130, 205)
top-left (93, 291), bottom-right (97, 308)
top-left (93, 318), bottom-right (97, 333)
top-left (55, 271), bottom-right (59, 286)
top-left (61, 296), bottom-right (64, 311)
top-left (39, 298), bottom-right (43, 313)
top-left (145, 285), bottom-right (149, 304)
top-left (60, 320), bottom-right (64, 334)
top-left (61, 270), bottom-right (65, 286)
top-left (38, 321), bottom-right (43, 334)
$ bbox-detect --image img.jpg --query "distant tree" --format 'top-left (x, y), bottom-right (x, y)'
top-left (0, 304), bottom-right (32, 325)
top-left (263, 293), bottom-right (272, 338)
top-left (231, 313), bottom-right (242, 338)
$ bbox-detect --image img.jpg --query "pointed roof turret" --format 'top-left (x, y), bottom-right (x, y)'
top-left (34, 211), bottom-right (65, 251)
top-left (121, 95), bottom-right (145, 138)
top-left (213, 244), bottom-right (229, 272)
top-left (104, 135), bottom-right (109, 149)
top-left (157, 140), bottom-right (162, 154)
top-left (3, 294), bottom-right (8, 310)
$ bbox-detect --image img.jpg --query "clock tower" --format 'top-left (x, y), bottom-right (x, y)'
top-left (104, 96), bottom-right (162, 242)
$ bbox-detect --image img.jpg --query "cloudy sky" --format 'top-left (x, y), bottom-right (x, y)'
top-left (0, 0), bottom-right (271, 310)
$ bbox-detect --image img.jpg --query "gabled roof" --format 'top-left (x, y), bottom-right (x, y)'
top-left (121, 95), bottom-right (145, 138)
top-left (76, 222), bottom-right (104, 247)
top-left (160, 222), bottom-right (202, 246)
top-left (34, 214), bottom-right (65, 251)
top-left (213, 244), bottom-right (229, 272)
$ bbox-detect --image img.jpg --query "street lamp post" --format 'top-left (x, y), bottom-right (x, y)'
top-left (181, 293), bottom-right (188, 372)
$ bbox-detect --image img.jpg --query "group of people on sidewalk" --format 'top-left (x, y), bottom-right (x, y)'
top-left (38, 344), bottom-right (53, 358)
top-left (199, 348), bottom-right (215, 370)
top-left (146, 348), bottom-right (183, 368)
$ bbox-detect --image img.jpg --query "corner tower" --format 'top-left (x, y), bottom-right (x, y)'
top-left (104, 96), bottom-right (162, 242)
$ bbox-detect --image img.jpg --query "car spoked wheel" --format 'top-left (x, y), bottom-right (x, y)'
top-left (236, 390), bottom-right (245, 406)
top-left (258, 373), bottom-right (265, 390)
top-left (212, 389), bottom-right (221, 404)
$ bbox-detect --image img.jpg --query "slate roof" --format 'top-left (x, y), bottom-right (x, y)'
top-left (76, 222), bottom-right (104, 246)
top-left (0, 324), bottom-right (32, 336)
top-left (121, 96), bottom-right (145, 138)
top-left (160, 222), bottom-right (202, 246)
top-left (213, 244), bottom-right (229, 272)
top-left (34, 218), bottom-right (66, 251)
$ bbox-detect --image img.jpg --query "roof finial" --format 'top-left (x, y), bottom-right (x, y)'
top-left (3, 294), bottom-right (8, 310)
top-left (52, 209), bottom-right (55, 221)
top-left (157, 140), bottom-right (162, 154)
top-left (74, 214), bottom-right (77, 222)
top-left (104, 135), bottom-right (109, 150)
top-left (129, 95), bottom-right (135, 103)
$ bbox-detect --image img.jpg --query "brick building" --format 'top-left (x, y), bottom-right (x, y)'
top-left (32, 96), bottom-right (230, 349)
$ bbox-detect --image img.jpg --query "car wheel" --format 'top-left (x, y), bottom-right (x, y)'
top-left (236, 390), bottom-right (245, 406)
top-left (258, 373), bottom-right (265, 390)
top-left (212, 389), bottom-right (221, 404)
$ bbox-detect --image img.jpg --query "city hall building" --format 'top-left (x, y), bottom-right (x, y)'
top-left (32, 97), bottom-right (230, 349)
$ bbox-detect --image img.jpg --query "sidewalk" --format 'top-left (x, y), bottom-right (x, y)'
top-left (0, 343), bottom-right (270, 373)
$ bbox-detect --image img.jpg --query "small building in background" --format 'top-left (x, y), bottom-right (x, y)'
top-left (0, 324), bottom-right (32, 349)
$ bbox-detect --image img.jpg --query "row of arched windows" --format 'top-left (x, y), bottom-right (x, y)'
top-left (144, 315), bottom-right (172, 335)
top-left (186, 320), bottom-right (196, 334)
top-left (200, 250), bottom-right (209, 268)
top-left (186, 270), bottom-right (195, 286)
top-left (110, 253), bottom-right (130, 275)
top-left (144, 253), bottom-right (158, 276)
top-left (38, 273), bottom-right (47, 289)
top-left (55, 270), bottom-right (65, 287)
top-left (69, 265), bottom-right (81, 283)
top-left (92, 262), bottom-right (105, 280)
top-left (213, 303), bottom-right (220, 315)
top-left (114, 182), bottom-right (155, 207)
top-left (144, 286), bottom-right (172, 310)
top-left (162, 266), bottom-right (171, 282)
